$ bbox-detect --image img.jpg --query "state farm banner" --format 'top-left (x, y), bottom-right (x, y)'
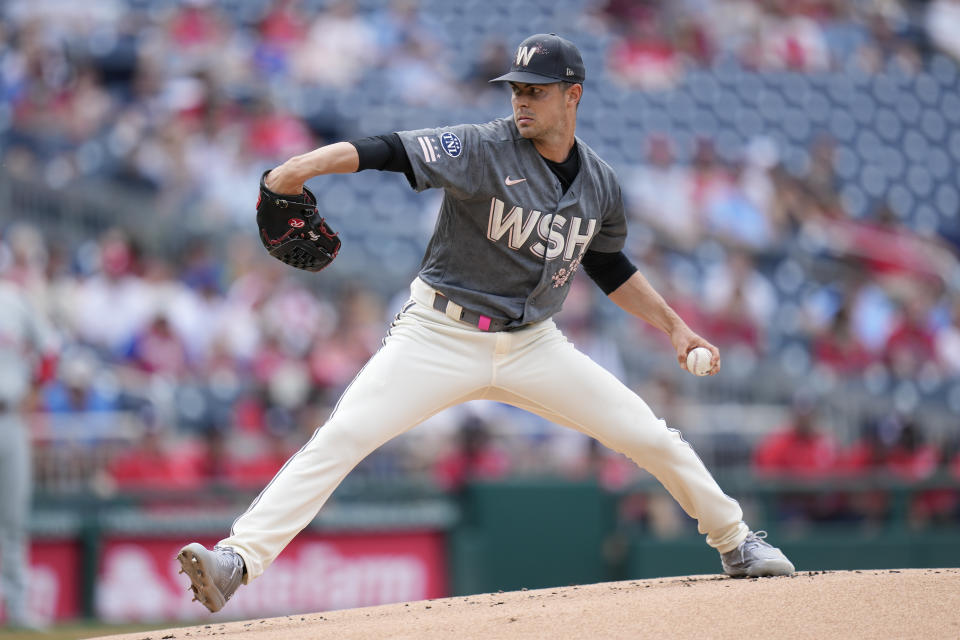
top-left (95, 532), bottom-right (448, 622)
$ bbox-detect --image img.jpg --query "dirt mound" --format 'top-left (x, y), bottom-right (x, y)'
top-left (94, 568), bottom-right (959, 640)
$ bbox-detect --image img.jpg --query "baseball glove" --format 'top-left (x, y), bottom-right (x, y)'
top-left (256, 171), bottom-right (340, 272)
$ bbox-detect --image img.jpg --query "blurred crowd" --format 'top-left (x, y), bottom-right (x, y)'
top-left (0, 0), bottom-right (497, 224)
top-left (624, 132), bottom-right (960, 381)
top-left (2, 223), bottom-right (386, 493)
top-left (1, 0), bottom-right (959, 532)
top-left (749, 397), bottom-right (960, 529)
top-left (603, 0), bottom-right (936, 88)
top-left (3, 0), bottom-right (960, 218)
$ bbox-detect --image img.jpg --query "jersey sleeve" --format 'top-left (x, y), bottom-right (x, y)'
top-left (396, 123), bottom-right (487, 199)
top-left (588, 183), bottom-right (628, 253)
top-left (20, 294), bottom-right (59, 356)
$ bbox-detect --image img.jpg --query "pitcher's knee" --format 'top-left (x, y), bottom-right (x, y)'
top-left (304, 419), bottom-right (384, 464)
top-left (609, 418), bottom-right (690, 463)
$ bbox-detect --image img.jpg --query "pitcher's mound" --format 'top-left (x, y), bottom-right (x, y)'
top-left (95, 568), bottom-right (959, 640)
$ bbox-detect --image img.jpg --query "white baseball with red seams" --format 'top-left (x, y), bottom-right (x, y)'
top-left (686, 347), bottom-right (713, 376)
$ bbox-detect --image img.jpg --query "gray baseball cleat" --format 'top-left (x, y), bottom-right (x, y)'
top-left (177, 543), bottom-right (246, 612)
top-left (721, 531), bottom-right (795, 578)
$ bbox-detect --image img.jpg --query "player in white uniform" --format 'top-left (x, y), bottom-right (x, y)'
top-left (0, 268), bottom-right (56, 630)
top-left (178, 33), bottom-right (794, 613)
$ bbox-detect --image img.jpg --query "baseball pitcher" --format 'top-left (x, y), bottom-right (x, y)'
top-left (179, 33), bottom-right (795, 613)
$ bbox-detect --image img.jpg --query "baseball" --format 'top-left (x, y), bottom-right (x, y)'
top-left (686, 347), bottom-right (713, 376)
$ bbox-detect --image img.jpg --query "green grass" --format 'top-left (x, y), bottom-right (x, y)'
top-left (0, 621), bottom-right (192, 640)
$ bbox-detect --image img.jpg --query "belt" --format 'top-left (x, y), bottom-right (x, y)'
top-left (431, 291), bottom-right (508, 332)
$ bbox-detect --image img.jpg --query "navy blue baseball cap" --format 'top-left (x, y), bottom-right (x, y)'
top-left (490, 33), bottom-right (586, 85)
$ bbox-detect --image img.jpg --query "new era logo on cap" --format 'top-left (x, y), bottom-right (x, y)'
top-left (490, 33), bottom-right (585, 85)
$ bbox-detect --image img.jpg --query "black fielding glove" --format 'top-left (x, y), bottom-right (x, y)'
top-left (256, 170), bottom-right (341, 272)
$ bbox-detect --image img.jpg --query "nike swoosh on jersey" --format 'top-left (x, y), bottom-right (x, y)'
top-left (504, 176), bottom-right (527, 186)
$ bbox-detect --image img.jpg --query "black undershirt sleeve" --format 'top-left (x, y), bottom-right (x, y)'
top-left (350, 133), bottom-right (416, 187)
top-left (581, 249), bottom-right (638, 295)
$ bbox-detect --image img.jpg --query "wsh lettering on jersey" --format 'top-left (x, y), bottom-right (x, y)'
top-left (486, 197), bottom-right (595, 261)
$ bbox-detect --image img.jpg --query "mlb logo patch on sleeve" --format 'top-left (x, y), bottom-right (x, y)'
top-left (440, 132), bottom-right (462, 158)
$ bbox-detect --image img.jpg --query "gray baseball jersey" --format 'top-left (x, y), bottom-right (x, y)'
top-left (397, 116), bottom-right (627, 329)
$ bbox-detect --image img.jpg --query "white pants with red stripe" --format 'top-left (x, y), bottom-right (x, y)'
top-left (220, 278), bottom-right (748, 581)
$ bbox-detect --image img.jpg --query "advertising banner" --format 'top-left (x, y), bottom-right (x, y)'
top-left (0, 540), bottom-right (82, 625)
top-left (95, 531), bottom-right (447, 622)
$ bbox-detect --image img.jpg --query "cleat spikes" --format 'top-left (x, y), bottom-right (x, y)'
top-left (176, 543), bottom-right (244, 613)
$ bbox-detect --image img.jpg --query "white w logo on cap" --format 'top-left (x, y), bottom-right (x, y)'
top-left (516, 46), bottom-right (536, 66)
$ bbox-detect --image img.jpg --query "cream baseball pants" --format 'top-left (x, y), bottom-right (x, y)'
top-left (220, 278), bottom-right (748, 580)
top-left (0, 413), bottom-right (31, 622)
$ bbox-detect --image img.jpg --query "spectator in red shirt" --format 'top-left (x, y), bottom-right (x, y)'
top-left (885, 421), bottom-right (939, 481)
top-left (885, 420), bottom-right (955, 526)
top-left (107, 428), bottom-right (200, 491)
top-left (702, 285), bottom-right (763, 351)
top-left (244, 98), bottom-right (315, 161)
top-left (753, 398), bottom-right (839, 478)
top-left (753, 396), bottom-right (844, 523)
top-left (194, 428), bottom-right (234, 486)
top-left (843, 417), bottom-right (954, 526)
top-left (608, 13), bottom-right (682, 90)
top-left (168, 3), bottom-right (223, 49)
top-left (259, 0), bottom-right (307, 47)
top-left (839, 421), bottom-right (888, 475)
top-left (837, 420), bottom-right (892, 524)
top-left (433, 416), bottom-right (510, 492)
top-left (127, 314), bottom-right (190, 377)
top-left (884, 300), bottom-right (937, 378)
top-left (813, 306), bottom-right (874, 375)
